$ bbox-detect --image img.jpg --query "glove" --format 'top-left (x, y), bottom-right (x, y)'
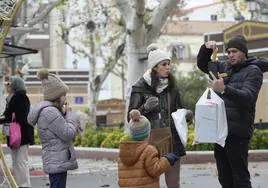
top-left (144, 97), bottom-right (159, 112)
top-left (163, 153), bottom-right (179, 166)
top-left (185, 110), bottom-right (194, 123)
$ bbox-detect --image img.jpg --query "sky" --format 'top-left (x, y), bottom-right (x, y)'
top-left (185, 0), bottom-right (215, 8)
top-left (149, 0), bottom-right (216, 8)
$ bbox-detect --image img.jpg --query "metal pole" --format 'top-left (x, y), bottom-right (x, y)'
top-left (11, 36), bottom-right (16, 75)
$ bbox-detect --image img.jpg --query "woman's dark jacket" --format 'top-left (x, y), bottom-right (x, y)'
top-left (197, 44), bottom-right (266, 139)
top-left (0, 91), bottom-right (34, 147)
top-left (128, 77), bottom-right (185, 156)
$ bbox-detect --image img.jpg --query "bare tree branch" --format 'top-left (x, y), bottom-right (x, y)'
top-left (116, 0), bottom-right (132, 22)
top-left (147, 0), bottom-right (178, 42)
top-left (132, 0), bottom-right (145, 29)
top-left (99, 39), bottom-right (126, 86)
top-left (27, 0), bottom-right (63, 27)
top-left (57, 25), bottom-right (89, 59)
top-left (111, 68), bottom-right (121, 76)
top-left (100, 32), bottom-right (122, 46)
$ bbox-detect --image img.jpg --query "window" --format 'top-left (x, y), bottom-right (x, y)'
top-left (211, 14), bottom-right (217, 21)
top-left (171, 44), bottom-right (185, 60)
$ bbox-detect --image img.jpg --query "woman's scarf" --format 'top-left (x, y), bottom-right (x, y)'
top-left (143, 69), bottom-right (169, 93)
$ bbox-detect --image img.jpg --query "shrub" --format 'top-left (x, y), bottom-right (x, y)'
top-left (31, 124), bottom-right (268, 150)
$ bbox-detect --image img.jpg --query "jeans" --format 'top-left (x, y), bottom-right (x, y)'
top-left (214, 136), bottom-right (252, 188)
top-left (49, 172), bottom-right (67, 188)
top-left (165, 159), bottom-right (181, 188)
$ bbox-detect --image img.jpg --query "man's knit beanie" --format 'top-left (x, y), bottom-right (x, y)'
top-left (129, 109), bottom-right (151, 141)
top-left (226, 35), bottom-right (248, 56)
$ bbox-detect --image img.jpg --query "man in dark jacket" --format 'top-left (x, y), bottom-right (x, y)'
top-left (197, 35), bottom-right (265, 188)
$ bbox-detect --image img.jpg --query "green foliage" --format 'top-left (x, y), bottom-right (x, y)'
top-left (249, 129), bottom-right (268, 149)
top-left (73, 127), bottom-right (129, 148)
top-left (175, 66), bottom-right (207, 111)
top-left (31, 123), bottom-right (268, 150)
top-left (118, 16), bottom-right (125, 27)
top-left (0, 131), bottom-right (7, 144)
top-left (34, 129), bottom-right (40, 145)
top-left (186, 125), bottom-right (214, 151)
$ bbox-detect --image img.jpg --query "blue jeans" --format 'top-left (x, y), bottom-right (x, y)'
top-left (49, 172), bottom-right (67, 188)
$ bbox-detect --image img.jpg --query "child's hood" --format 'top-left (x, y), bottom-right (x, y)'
top-left (119, 141), bottom-right (148, 166)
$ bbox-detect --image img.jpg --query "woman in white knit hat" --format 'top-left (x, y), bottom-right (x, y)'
top-left (128, 44), bottom-right (193, 188)
top-left (27, 69), bottom-right (81, 188)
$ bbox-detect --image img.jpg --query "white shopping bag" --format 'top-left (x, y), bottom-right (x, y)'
top-left (194, 88), bottom-right (228, 147)
top-left (171, 109), bottom-right (188, 147)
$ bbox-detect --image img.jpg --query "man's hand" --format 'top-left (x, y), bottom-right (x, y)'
top-left (208, 71), bottom-right (225, 93)
top-left (205, 40), bottom-right (217, 50)
top-left (185, 110), bottom-right (194, 123)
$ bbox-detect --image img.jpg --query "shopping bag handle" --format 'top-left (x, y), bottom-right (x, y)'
top-left (207, 89), bottom-right (211, 99)
top-left (12, 113), bottom-right (16, 122)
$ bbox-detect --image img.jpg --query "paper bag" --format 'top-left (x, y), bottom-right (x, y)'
top-left (171, 109), bottom-right (188, 147)
top-left (194, 88), bottom-right (228, 147)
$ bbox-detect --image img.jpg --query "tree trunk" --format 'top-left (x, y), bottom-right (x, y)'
top-left (124, 31), bottom-right (149, 133)
top-left (88, 83), bottom-right (99, 128)
top-left (126, 37), bottom-right (148, 86)
top-left (116, 0), bottom-right (179, 132)
top-left (0, 62), bottom-right (5, 115)
top-left (87, 32), bottom-right (98, 127)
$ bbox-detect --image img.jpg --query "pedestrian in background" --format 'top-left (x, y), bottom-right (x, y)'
top-left (197, 35), bottom-right (264, 188)
top-left (27, 69), bottom-right (81, 188)
top-left (0, 75), bottom-right (34, 188)
top-left (118, 109), bottom-right (178, 188)
top-left (128, 44), bottom-right (193, 188)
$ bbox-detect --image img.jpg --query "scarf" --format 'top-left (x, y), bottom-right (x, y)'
top-left (143, 69), bottom-right (169, 93)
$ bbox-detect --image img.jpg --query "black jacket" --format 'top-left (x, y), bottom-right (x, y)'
top-left (197, 44), bottom-right (265, 138)
top-left (0, 91), bottom-right (34, 147)
top-left (128, 77), bottom-right (185, 156)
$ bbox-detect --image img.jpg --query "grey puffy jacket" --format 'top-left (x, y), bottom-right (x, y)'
top-left (27, 101), bottom-right (79, 174)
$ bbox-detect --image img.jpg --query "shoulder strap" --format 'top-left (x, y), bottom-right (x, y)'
top-left (36, 105), bottom-right (52, 121)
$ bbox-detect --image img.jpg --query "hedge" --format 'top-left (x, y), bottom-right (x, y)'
top-left (1, 125), bottom-right (268, 150)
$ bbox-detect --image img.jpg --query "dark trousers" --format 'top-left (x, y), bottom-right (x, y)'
top-left (49, 172), bottom-right (67, 188)
top-left (214, 136), bottom-right (252, 188)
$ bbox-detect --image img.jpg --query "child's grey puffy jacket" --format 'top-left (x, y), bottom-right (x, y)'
top-left (27, 101), bottom-right (79, 174)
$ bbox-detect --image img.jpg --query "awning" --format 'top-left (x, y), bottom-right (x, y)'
top-left (0, 43), bottom-right (38, 58)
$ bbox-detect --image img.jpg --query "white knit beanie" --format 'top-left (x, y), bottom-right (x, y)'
top-left (147, 43), bottom-right (171, 70)
top-left (37, 69), bottom-right (69, 101)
